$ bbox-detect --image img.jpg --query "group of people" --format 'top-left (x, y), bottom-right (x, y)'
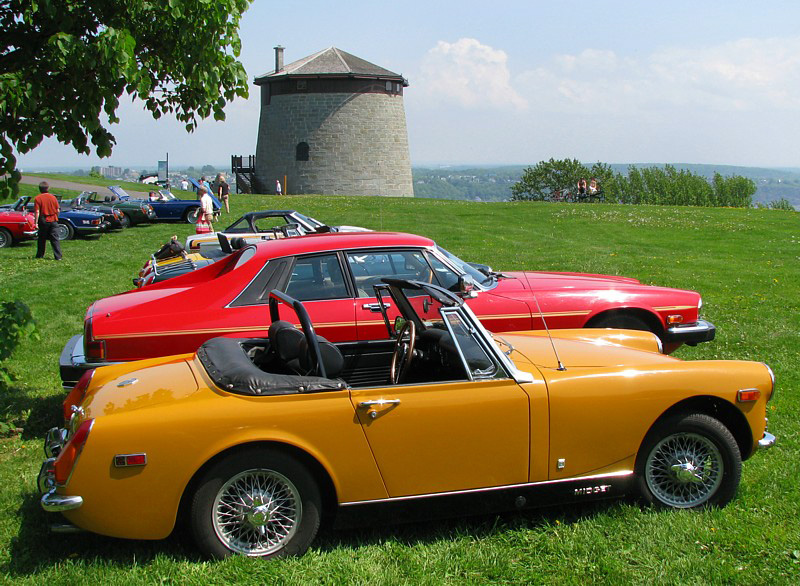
top-left (196, 173), bottom-right (231, 232)
top-left (576, 177), bottom-right (601, 197)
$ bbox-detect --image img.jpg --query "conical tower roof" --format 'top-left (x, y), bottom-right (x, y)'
top-left (255, 47), bottom-right (406, 84)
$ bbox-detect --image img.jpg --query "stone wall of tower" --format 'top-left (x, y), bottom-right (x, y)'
top-left (255, 89), bottom-right (413, 196)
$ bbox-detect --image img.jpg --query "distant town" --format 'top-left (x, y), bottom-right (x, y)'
top-left (19, 162), bottom-right (800, 208)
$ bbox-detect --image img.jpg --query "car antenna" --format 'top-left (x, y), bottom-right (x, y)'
top-left (532, 294), bottom-right (566, 371)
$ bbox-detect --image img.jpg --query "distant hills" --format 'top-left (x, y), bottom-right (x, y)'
top-left (413, 163), bottom-right (800, 207)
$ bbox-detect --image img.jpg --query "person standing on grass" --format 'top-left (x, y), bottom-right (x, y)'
top-left (198, 186), bottom-right (215, 229)
top-left (216, 173), bottom-right (230, 213)
top-left (33, 181), bottom-right (62, 260)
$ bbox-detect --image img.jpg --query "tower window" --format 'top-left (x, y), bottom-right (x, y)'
top-left (296, 142), bottom-right (309, 161)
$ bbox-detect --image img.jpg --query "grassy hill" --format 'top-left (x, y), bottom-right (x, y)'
top-left (1, 193), bottom-right (798, 583)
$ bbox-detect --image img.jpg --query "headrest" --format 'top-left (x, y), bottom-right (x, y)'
top-left (298, 336), bottom-right (344, 378)
top-left (230, 237), bottom-right (246, 249)
top-left (274, 326), bottom-right (305, 362)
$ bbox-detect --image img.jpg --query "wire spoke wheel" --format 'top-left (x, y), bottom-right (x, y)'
top-left (637, 413), bottom-right (741, 509)
top-left (212, 469), bottom-right (301, 556)
top-left (646, 431), bottom-right (724, 507)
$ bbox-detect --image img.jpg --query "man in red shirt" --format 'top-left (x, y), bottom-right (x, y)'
top-left (33, 181), bottom-right (62, 260)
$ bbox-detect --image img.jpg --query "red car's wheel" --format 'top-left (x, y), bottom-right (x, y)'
top-left (0, 227), bottom-right (12, 248)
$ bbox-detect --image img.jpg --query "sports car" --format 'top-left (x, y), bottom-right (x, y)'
top-left (80, 191), bottom-right (156, 226)
top-left (59, 232), bottom-right (715, 386)
top-left (38, 279), bottom-right (775, 559)
top-left (0, 208), bottom-right (37, 247)
top-left (185, 210), bottom-right (370, 251)
top-left (1, 196), bottom-right (108, 240)
top-left (109, 186), bottom-right (220, 223)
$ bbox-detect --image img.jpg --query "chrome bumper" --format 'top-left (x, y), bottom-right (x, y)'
top-left (59, 334), bottom-right (119, 388)
top-left (38, 458), bottom-right (83, 512)
top-left (664, 319), bottom-right (716, 346)
top-left (758, 431), bottom-right (776, 450)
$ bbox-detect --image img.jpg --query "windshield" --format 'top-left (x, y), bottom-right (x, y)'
top-left (158, 190), bottom-right (177, 201)
top-left (435, 246), bottom-right (495, 288)
top-left (292, 212), bottom-right (324, 229)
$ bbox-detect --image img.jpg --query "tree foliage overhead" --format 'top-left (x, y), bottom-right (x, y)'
top-left (0, 0), bottom-right (252, 198)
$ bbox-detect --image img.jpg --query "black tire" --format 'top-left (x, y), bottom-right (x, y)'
top-left (54, 222), bottom-right (73, 241)
top-left (120, 213), bottom-right (131, 228)
top-left (636, 413), bottom-right (741, 509)
top-left (184, 207), bottom-right (201, 224)
top-left (190, 448), bottom-right (321, 559)
top-left (0, 227), bottom-right (12, 248)
top-left (589, 313), bottom-right (651, 333)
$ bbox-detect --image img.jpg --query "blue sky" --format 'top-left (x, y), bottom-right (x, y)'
top-left (17, 0), bottom-right (800, 169)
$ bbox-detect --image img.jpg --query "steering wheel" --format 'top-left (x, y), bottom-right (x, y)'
top-left (389, 320), bottom-right (416, 384)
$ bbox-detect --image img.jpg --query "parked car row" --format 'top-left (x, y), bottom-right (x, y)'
top-left (34, 210), bottom-right (776, 560)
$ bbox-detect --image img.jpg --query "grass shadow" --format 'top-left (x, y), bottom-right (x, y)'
top-left (4, 492), bottom-right (613, 576)
top-left (0, 381), bottom-right (62, 440)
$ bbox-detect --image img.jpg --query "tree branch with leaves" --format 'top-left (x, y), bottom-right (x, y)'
top-left (0, 0), bottom-right (252, 198)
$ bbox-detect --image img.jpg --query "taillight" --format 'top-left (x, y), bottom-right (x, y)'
top-left (63, 369), bottom-right (95, 421)
top-left (84, 318), bottom-right (106, 361)
top-left (54, 419), bottom-right (94, 486)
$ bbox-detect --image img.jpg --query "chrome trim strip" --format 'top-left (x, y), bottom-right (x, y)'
top-left (41, 490), bottom-right (83, 512)
top-left (654, 305), bottom-right (696, 311)
top-left (763, 363), bottom-right (776, 402)
top-left (758, 431), bottom-right (776, 450)
top-left (340, 470), bottom-right (634, 506)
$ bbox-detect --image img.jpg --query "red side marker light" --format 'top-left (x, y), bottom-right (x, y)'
top-left (114, 453), bottom-right (147, 467)
top-left (737, 389), bottom-right (761, 402)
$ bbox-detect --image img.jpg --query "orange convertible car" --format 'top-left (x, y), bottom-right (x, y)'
top-left (39, 280), bottom-right (775, 559)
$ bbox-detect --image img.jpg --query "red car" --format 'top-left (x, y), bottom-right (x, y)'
top-left (0, 209), bottom-right (37, 248)
top-left (59, 232), bottom-right (714, 385)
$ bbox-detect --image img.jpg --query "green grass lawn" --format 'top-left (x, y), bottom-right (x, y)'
top-left (1, 187), bottom-right (798, 583)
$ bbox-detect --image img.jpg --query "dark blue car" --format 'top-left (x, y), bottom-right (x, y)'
top-left (0, 196), bottom-right (108, 240)
top-left (109, 186), bottom-right (220, 223)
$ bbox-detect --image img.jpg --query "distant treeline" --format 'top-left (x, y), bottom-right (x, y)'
top-left (511, 159), bottom-right (759, 208)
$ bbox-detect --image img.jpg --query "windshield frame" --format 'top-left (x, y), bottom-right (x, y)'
top-left (433, 245), bottom-right (496, 289)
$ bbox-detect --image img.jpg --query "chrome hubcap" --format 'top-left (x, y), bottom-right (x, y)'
top-left (213, 469), bottom-right (300, 556)
top-left (646, 432), bottom-right (723, 508)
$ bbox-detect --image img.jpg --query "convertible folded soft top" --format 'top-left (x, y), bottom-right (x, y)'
top-left (197, 337), bottom-right (346, 396)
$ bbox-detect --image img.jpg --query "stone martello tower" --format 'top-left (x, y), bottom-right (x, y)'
top-left (254, 46), bottom-right (413, 197)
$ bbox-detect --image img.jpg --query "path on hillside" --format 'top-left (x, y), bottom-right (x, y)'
top-left (20, 174), bottom-right (151, 199)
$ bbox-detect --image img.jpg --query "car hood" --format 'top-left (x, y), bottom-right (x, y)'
top-left (82, 358), bottom-right (199, 419)
top-left (501, 330), bottom-right (678, 370)
top-left (488, 270), bottom-right (699, 305)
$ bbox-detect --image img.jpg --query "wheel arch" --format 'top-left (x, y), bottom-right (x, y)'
top-left (584, 308), bottom-right (665, 337)
top-left (176, 440), bottom-right (338, 529)
top-left (638, 396), bottom-right (754, 463)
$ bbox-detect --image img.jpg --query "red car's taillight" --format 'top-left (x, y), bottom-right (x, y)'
top-left (63, 369), bottom-right (95, 422)
top-left (54, 419), bottom-right (94, 486)
top-left (84, 318), bottom-right (106, 361)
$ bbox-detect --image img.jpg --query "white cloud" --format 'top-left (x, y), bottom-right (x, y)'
top-left (517, 37), bottom-right (800, 115)
top-left (416, 38), bottom-right (527, 110)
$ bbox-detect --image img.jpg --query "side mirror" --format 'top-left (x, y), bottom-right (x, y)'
top-left (458, 274), bottom-right (478, 298)
top-left (393, 316), bottom-right (407, 337)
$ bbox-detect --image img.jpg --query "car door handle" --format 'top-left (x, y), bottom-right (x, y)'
top-left (362, 302), bottom-right (391, 312)
top-left (358, 398), bottom-right (400, 419)
top-left (358, 399), bottom-right (401, 408)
